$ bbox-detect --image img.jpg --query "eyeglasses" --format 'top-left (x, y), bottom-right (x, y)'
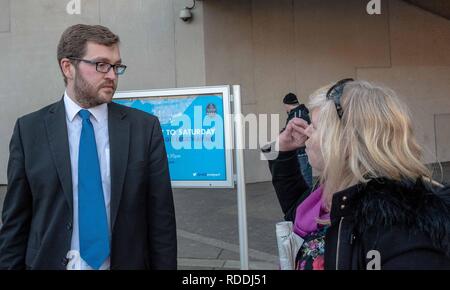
top-left (326, 78), bottom-right (354, 119)
top-left (68, 57), bottom-right (127, 75)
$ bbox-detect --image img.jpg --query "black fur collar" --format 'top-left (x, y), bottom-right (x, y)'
top-left (332, 177), bottom-right (450, 256)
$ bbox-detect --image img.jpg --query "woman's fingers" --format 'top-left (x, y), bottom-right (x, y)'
top-left (278, 118), bottom-right (309, 151)
top-left (291, 117), bottom-right (309, 129)
top-left (290, 118), bottom-right (308, 137)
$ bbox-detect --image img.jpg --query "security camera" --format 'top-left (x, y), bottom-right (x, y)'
top-left (179, 8), bottom-right (193, 22)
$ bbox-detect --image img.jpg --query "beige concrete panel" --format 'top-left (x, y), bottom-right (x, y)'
top-left (10, 0), bottom-right (100, 34)
top-left (293, 0), bottom-right (390, 98)
top-left (435, 114), bottom-right (450, 162)
top-left (0, 32), bottom-right (12, 184)
top-left (244, 149), bottom-right (272, 183)
top-left (403, 96), bottom-right (450, 164)
top-left (2, 0), bottom-right (101, 110)
top-left (173, 0), bottom-right (206, 87)
top-left (389, 0), bottom-right (450, 66)
top-left (99, 0), bottom-right (176, 90)
top-left (357, 66), bottom-right (450, 163)
top-left (411, 97), bottom-right (450, 163)
top-left (241, 104), bottom-right (273, 183)
top-left (203, 0), bottom-right (256, 105)
top-left (251, 0), bottom-right (296, 114)
top-left (0, 0), bottom-right (101, 183)
top-left (0, 35), bottom-right (11, 92)
top-left (203, 1), bottom-right (261, 182)
top-left (407, 103), bottom-right (436, 164)
top-left (0, 0), bottom-right (10, 33)
top-left (356, 66), bottom-right (450, 104)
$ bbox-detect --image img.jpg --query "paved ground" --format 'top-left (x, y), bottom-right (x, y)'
top-left (173, 182), bottom-right (282, 270)
top-left (0, 161), bottom-right (449, 270)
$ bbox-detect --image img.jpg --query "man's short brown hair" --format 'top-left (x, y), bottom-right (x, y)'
top-left (57, 24), bottom-right (120, 85)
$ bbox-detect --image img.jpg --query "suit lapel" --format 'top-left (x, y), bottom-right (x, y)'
top-left (45, 98), bottom-right (73, 213)
top-left (108, 103), bottom-right (130, 230)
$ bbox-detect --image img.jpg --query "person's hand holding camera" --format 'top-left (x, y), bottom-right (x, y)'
top-left (278, 117), bottom-right (308, 152)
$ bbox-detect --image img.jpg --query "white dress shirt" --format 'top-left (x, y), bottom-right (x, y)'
top-left (63, 92), bottom-right (111, 270)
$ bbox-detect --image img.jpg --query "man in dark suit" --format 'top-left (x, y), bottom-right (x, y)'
top-left (0, 24), bottom-right (177, 270)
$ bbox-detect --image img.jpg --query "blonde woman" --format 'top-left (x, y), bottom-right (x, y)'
top-left (267, 79), bottom-right (450, 270)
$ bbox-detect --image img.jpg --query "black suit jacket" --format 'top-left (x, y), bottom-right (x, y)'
top-left (0, 99), bottom-right (177, 269)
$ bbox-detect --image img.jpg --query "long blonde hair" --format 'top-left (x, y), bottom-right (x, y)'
top-left (308, 80), bottom-right (431, 209)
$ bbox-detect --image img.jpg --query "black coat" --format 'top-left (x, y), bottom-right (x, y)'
top-left (0, 99), bottom-right (177, 270)
top-left (269, 150), bottom-right (450, 270)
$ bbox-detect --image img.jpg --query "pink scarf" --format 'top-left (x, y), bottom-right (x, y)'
top-left (293, 185), bottom-right (330, 238)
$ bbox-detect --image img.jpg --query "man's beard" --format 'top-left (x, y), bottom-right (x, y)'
top-left (73, 71), bottom-right (116, 108)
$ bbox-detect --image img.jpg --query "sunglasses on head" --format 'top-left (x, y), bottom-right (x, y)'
top-left (326, 78), bottom-right (354, 119)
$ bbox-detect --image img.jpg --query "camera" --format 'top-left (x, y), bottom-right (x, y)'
top-left (179, 8), bottom-right (193, 22)
top-left (294, 110), bottom-right (302, 119)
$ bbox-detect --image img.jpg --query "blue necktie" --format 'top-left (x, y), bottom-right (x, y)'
top-left (78, 109), bottom-right (110, 270)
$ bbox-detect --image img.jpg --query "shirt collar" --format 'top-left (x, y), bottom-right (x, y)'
top-left (64, 91), bottom-right (108, 123)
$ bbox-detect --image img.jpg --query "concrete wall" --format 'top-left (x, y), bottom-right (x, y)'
top-left (203, 0), bottom-right (450, 183)
top-left (0, 0), bottom-right (206, 184)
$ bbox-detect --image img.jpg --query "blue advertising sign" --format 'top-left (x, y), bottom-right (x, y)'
top-left (113, 86), bottom-right (234, 188)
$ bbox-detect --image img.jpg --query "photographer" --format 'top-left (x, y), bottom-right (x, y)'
top-left (282, 93), bottom-right (313, 188)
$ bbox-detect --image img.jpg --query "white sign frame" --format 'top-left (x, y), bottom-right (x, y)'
top-left (113, 85), bottom-right (235, 188)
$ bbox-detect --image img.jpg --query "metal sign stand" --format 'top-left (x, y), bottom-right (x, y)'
top-left (231, 85), bottom-right (249, 270)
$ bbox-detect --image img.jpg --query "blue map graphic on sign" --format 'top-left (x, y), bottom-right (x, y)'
top-left (114, 95), bottom-right (226, 181)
